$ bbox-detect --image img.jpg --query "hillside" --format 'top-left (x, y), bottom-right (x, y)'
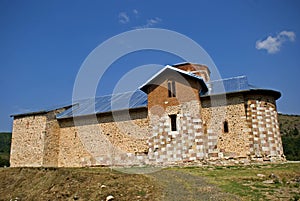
top-left (0, 163), bottom-right (299, 200)
top-left (0, 132), bottom-right (11, 167)
top-left (278, 114), bottom-right (300, 135)
top-left (278, 114), bottom-right (300, 161)
top-left (0, 167), bottom-right (162, 201)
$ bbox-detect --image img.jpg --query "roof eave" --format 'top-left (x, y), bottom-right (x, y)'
top-left (201, 88), bottom-right (281, 100)
top-left (10, 104), bottom-right (73, 118)
top-left (139, 65), bottom-right (169, 93)
top-left (139, 65), bottom-right (208, 93)
top-left (10, 111), bottom-right (48, 118)
top-left (56, 105), bottom-right (148, 120)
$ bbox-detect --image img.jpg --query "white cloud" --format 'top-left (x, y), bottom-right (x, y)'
top-left (118, 9), bottom-right (162, 29)
top-left (118, 12), bottom-right (130, 24)
top-left (133, 9), bottom-right (138, 15)
top-left (147, 17), bottom-right (161, 26)
top-left (134, 17), bottom-right (162, 29)
top-left (256, 36), bottom-right (281, 54)
top-left (256, 31), bottom-right (296, 54)
top-left (280, 31), bottom-right (296, 41)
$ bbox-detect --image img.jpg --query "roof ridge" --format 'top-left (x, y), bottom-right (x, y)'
top-left (139, 65), bottom-right (207, 93)
top-left (166, 65), bottom-right (204, 80)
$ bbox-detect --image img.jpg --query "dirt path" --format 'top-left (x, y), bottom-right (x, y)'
top-left (150, 169), bottom-right (240, 201)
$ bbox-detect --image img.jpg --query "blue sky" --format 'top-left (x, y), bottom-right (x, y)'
top-left (1, 0), bottom-right (300, 131)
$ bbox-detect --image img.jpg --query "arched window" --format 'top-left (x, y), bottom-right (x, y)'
top-left (224, 121), bottom-right (229, 133)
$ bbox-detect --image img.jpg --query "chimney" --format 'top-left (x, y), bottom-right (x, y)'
top-left (172, 63), bottom-right (211, 82)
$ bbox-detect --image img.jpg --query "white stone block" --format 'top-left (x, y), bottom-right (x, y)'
top-left (208, 135), bottom-right (217, 140)
top-left (262, 147), bottom-right (269, 152)
top-left (196, 145), bottom-right (203, 150)
top-left (190, 157), bottom-right (196, 161)
top-left (194, 125), bottom-right (201, 129)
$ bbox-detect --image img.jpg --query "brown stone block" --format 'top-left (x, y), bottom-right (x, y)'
top-left (195, 135), bottom-right (202, 139)
top-left (209, 153), bottom-right (218, 157)
top-left (208, 145), bottom-right (216, 150)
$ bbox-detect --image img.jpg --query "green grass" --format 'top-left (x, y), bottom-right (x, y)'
top-left (179, 163), bottom-right (300, 201)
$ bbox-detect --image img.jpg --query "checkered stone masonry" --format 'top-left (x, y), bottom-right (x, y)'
top-left (148, 101), bottom-right (207, 165)
top-left (247, 99), bottom-right (284, 161)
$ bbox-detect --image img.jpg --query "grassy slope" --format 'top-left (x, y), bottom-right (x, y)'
top-left (179, 163), bottom-right (300, 201)
top-left (0, 167), bottom-right (161, 201)
top-left (0, 163), bottom-right (299, 201)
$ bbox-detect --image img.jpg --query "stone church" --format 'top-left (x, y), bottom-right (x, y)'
top-left (10, 63), bottom-right (284, 167)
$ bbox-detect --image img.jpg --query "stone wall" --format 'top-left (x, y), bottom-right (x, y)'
top-left (57, 108), bottom-right (150, 167)
top-left (10, 91), bottom-right (284, 167)
top-left (10, 108), bottom-right (150, 168)
top-left (10, 108), bottom-right (68, 167)
top-left (201, 94), bottom-right (250, 160)
top-left (201, 92), bottom-right (284, 163)
top-left (10, 114), bottom-right (47, 167)
top-left (148, 101), bottom-right (206, 164)
top-left (246, 95), bottom-right (284, 161)
top-left (42, 108), bottom-right (67, 167)
top-left (147, 71), bottom-right (206, 164)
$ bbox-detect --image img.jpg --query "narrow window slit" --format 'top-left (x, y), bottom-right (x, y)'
top-left (168, 82), bottom-right (172, 97)
top-left (169, 114), bottom-right (177, 131)
top-left (224, 121), bottom-right (229, 133)
top-left (171, 80), bottom-right (176, 97)
top-left (167, 80), bottom-right (176, 97)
